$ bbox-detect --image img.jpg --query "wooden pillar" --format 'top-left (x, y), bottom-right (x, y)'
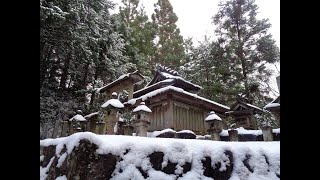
top-left (127, 80), bottom-right (134, 100)
top-left (261, 126), bottom-right (273, 141)
top-left (60, 121), bottom-right (69, 137)
top-left (97, 122), bottom-right (106, 134)
top-left (165, 97), bottom-right (174, 129)
top-left (52, 120), bottom-right (60, 138)
top-left (228, 129), bottom-right (238, 141)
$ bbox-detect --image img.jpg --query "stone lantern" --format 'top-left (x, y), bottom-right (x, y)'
top-left (132, 102), bottom-right (152, 137)
top-left (205, 111), bottom-right (223, 141)
top-left (101, 92), bottom-right (124, 134)
top-left (69, 112), bottom-right (87, 135)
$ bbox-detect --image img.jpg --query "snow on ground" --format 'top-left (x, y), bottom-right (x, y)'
top-left (41, 132), bottom-right (280, 179)
top-left (101, 98), bottom-right (124, 108)
top-left (40, 156), bottom-right (55, 180)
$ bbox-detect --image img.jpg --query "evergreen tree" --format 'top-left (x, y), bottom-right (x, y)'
top-left (40, 0), bottom-right (132, 128)
top-left (117, 0), bottom-right (156, 77)
top-left (213, 0), bottom-right (280, 104)
top-left (152, 0), bottom-right (185, 68)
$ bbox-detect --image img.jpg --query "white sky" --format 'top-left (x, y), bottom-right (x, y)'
top-left (111, 0), bottom-right (279, 48)
top-left (110, 0), bottom-right (280, 98)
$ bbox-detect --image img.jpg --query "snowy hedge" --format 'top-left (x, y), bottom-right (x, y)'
top-left (40, 132), bottom-right (280, 180)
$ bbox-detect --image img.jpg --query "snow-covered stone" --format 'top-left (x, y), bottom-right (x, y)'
top-left (69, 114), bottom-right (86, 122)
top-left (40, 132), bottom-right (280, 180)
top-left (205, 111), bottom-right (222, 121)
top-left (101, 99), bottom-right (124, 108)
top-left (132, 102), bottom-right (152, 113)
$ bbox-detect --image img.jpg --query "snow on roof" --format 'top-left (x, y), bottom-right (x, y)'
top-left (101, 98), bottom-right (124, 108)
top-left (84, 112), bottom-right (99, 119)
top-left (96, 70), bottom-right (143, 93)
top-left (126, 98), bottom-right (137, 105)
top-left (69, 114), bottom-right (86, 122)
top-left (134, 79), bottom-right (174, 95)
top-left (161, 72), bottom-right (202, 89)
top-left (40, 132), bottom-right (280, 180)
top-left (245, 103), bottom-right (263, 111)
top-left (177, 130), bottom-right (196, 135)
top-left (205, 111), bottom-right (222, 121)
top-left (264, 103), bottom-right (280, 109)
top-left (132, 102), bottom-right (152, 113)
top-left (130, 86), bottom-right (230, 110)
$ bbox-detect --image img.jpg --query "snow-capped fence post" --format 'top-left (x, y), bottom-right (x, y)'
top-left (228, 129), bottom-right (238, 141)
top-left (51, 120), bottom-right (61, 138)
top-left (97, 122), bottom-right (106, 134)
top-left (205, 111), bottom-right (223, 141)
top-left (261, 126), bottom-right (273, 141)
top-left (132, 102), bottom-right (152, 137)
top-left (60, 121), bottom-right (69, 137)
top-left (41, 123), bottom-right (49, 139)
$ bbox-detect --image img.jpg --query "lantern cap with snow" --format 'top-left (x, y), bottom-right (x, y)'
top-left (101, 92), bottom-right (124, 110)
top-left (205, 111), bottom-right (223, 133)
top-left (69, 114), bottom-right (87, 122)
top-left (132, 102), bottom-right (151, 137)
top-left (132, 102), bottom-right (152, 122)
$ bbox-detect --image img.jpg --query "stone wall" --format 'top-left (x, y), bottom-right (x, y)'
top-left (40, 132), bottom-right (280, 180)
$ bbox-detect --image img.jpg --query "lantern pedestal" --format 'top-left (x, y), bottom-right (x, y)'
top-left (228, 129), bottom-right (238, 141)
top-left (133, 120), bottom-right (150, 137)
top-left (261, 126), bottom-right (273, 141)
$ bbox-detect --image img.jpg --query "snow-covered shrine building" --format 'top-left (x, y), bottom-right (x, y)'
top-left (97, 65), bottom-right (230, 135)
top-left (226, 100), bottom-right (263, 130)
top-left (128, 66), bottom-right (230, 134)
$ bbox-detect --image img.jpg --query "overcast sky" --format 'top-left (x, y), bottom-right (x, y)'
top-left (110, 0), bottom-right (280, 97)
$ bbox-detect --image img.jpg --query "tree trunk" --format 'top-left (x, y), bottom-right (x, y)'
top-left (60, 53), bottom-right (72, 89)
top-left (81, 62), bottom-right (90, 90)
top-left (40, 45), bottom-right (52, 87)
